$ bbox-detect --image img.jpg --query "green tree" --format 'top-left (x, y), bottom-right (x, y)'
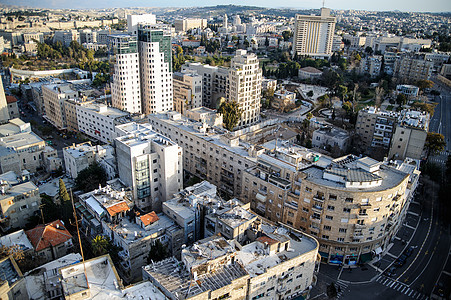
top-left (91, 235), bottom-right (110, 256)
top-left (218, 100), bottom-right (242, 131)
top-left (396, 94), bottom-right (408, 106)
top-left (59, 179), bottom-right (73, 225)
top-left (307, 90), bottom-right (314, 98)
top-left (411, 102), bottom-right (436, 116)
top-left (147, 240), bottom-right (169, 263)
top-left (416, 80), bottom-right (434, 92)
top-left (337, 85), bottom-right (348, 102)
top-left (75, 162), bottom-right (107, 192)
top-left (59, 178), bottom-right (70, 203)
top-left (425, 132), bottom-right (446, 158)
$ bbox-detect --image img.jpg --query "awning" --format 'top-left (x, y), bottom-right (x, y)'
top-left (373, 247), bottom-right (383, 255)
top-left (319, 251), bottom-right (329, 258)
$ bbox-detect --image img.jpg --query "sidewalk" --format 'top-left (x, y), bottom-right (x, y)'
top-left (339, 264), bottom-right (379, 283)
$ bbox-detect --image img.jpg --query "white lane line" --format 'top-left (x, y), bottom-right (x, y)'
top-left (400, 286), bottom-right (407, 293)
top-left (407, 211), bottom-right (419, 216)
top-left (389, 281), bottom-right (397, 288)
top-left (408, 290), bottom-right (414, 297)
top-left (405, 224), bottom-right (416, 230)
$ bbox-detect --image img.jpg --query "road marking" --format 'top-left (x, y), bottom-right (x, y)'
top-left (400, 286), bottom-right (406, 293)
top-left (389, 281), bottom-right (396, 288)
top-left (407, 211), bottom-right (419, 216)
top-left (405, 224), bottom-right (416, 230)
top-left (386, 252), bottom-right (397, 258)
top-left (408, 290), bottom-right (413, 297)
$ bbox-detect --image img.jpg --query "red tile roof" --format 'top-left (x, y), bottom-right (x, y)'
top-left (256, 236), bottom-right (279, 245)
top-left (140, 211), bottom-right (159, 226)
top-left (106, 201), bottom-right (130, 217)
top-left (6, 96), bottom-right (17, 104)
top-left (25, 220), bottom-right (72, 252)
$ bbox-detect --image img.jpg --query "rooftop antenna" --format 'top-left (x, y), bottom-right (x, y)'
top-left (322, 0), bottom-right (325, 7)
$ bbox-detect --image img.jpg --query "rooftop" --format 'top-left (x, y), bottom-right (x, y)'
top-left (0, 131), bottom-right (44, 156)
top-left (299, 66), bottom-right (323, 74)
top-left (217, 206), bottom-right (257, 229)
top-left (39, 177), bottom-right (75, 198)
top-left (80, 103), bottom-right (129, 119)
top-left (25, 220), bottom-right (72, 252)
top-left (0, 181), bottom-right (38, 202)
top-left (0, 229), bottom-right (33, 252)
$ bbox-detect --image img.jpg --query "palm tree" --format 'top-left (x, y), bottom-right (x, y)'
top-left (91, 235), bottom-right (109, 256)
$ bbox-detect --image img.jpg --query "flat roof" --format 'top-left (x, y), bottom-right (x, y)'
top-left (0, 229), bottom-right (33, 251)
top-left (0, 181), bottom-right (38, 202)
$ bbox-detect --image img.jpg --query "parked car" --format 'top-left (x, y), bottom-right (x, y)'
top-left (384, 266), bottom-right (397, 277)
top-left (404, 246), bottom-right (414, 257)
top-left (394, 254), bottom-right (408, 267)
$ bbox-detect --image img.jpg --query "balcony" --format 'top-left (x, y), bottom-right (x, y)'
top-left (118, 250), bottom-right (129, 261)
top-left (310, 216), bottom-right (321, 223)
top-left (354, 223), bottom-right (366, 229)
top-left (313, 195), bottom-right (325, 202)
top-left (312, 205), bottom-right (323, 212)
top-left (358, 213), bottom-right (368, 219)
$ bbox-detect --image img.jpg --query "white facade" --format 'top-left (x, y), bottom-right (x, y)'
top-left (76, 103), bottom-right (129, 144)
top-left (110, 34), bottom-right (142, 114)
top-left (138, 25), bottom-right (173, 115)
top-left (115, 124), bottom-right (183, 212)
top-left (127, 14), bottom-right (156, 35)
top-left (293, 8), bottom-right (336, 57)
top-left (227, 50), bottom-right (262, 128)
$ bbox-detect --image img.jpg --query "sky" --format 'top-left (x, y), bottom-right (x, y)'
top-left (1, 0), bottom-right (450, 12)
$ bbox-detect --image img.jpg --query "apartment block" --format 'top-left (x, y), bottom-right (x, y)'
top-left (76, 103), bottom-right (129, 144)
top-left (227, 50), bottom-right (262, 128)
top-left (358, 55), bottom-right (383, 78)
top-left (0, 256), bottom-right (27, 300)
top-left (0, 75), bottom-right (10, 123)
top-left (174, 18), bottom-right (207, 32)
top-left (76, 183), bottom-right (183, 283)
top-left (312, 126), bottom-right (350, 153)
top-left (127, 14), bottom-right (156, 35)
top-left (63, 142), bottom-right (116, 179)
top-left (138, 24), bottom-right (173, 114)
top-left (53, 30), bottom-right (79, 47)
top-left (42, 83), bottom-right (77, 130)
top-left (143, 208), bottom-right (319, 300)
top-left (0, 119), bottom-right (59, 174)
top-left (109, 34), bottom-right (142, 114)
top-left (173, 71), bottom-right (203, 114)
top-left (115, 123), bottom-right (183, 212)
top-left (182, 62), bottom-right (228, 109)
top-left (292, 7), bottom-right (336, 58)
top-left (394, 56), bottom-right (433, 83)
top-left (0, 171), bottom-right (40, 232)
top-left (388, 110), bottom-right (429, 160)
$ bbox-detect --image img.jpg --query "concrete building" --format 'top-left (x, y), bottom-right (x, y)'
top-left (0, 119), bottom-right (59, 174)
top-left (115, 123), bottom-right (183, 211)
top-left (174, 18), bottom-right (207, 32)
top-left (0, 229), bottom-right (34, 256)
top-left (76, 103), bottom-right (129, 144)
top-left (394, 56), bottom-right (433, 83)
top-left (109, 34), bottom-right (142, 114)
top-left (396, 85), bottom-right (419, 98)
top-left (261, 78), bottom-right (277, 91)
top-left (0, 171), bottom-right (39, 232)
top-left (173, 71), bottom-right (203, 114)
top-left (0, 75), bottom-right (10, 124)
top-left (271, 89), bottom-right (296, 111)
top-left (25, 220), bottom-right (73, 263)
top-left (78, 29), bottom-right (97, 44)
top-left (127, 14), bottom-right (156, 35)
top-left (227, 50), bottom-right (262, 128)
top-left (388, 110), bottom-right (429, 160)
top-left (162, 181), bottom-right (236, 245)
top-left (53, 30), bottom-right (79, 47)
top-left (182, 62), bottom-right (228, 109)
top-left (42, 83), bottom-right (77, 130)
top-left (312, 126), bottom-right (350, 153)
top-left (293, 7), bottom-right (336, 58)
top-left (149, 111), bottom-right (262, 198)
top-left (23, 32), bottom-right (43, 44)
top-left (63, 142), bottom-right (116, 179)
top-left (358, 55), bottom-right (383, 78)
top-left (143, 210), bottom-right (319, 300)
top-left (76, 183), bottom-right (183, 283)
top-left (298, 66), bottom-right (323, 81)
top-left (0, 256), bottom-right (27, 300)
top-left (243, 144), bottom-right (417, 266)
top-left (5, 95), bottom-right (19, 120)
top-left (184, 107), bottom-right (223, 127)
top-left (138, 24), bottom-right (173, 114)
top-left (356, 107), bottom-right (399, 152)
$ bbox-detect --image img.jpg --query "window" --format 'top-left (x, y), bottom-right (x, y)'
top-left (325, 215), bottom-right (333, 220)
top-left (339, 228), bottom-right (347, 233)
top-left (337, 238), bottom-right (345, 242)
top-left (322, 235), bottom-right (329, 239)
top-left (323, 225), bottom-right (331, 231)
top-left (345, 198), bottom-right (354, 203)
top-left (343, 208), bottom-right (351, 213)
top-left (327, 205), bottom-right (335, 211)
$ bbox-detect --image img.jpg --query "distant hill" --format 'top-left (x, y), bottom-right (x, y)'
top-left (159, 4), bottom-right (318, 18)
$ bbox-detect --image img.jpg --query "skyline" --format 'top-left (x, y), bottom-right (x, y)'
top-left (0, 0), bottom-right (450, 13)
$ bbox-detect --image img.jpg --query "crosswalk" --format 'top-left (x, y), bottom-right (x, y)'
top-left (335, 280), bottom-right (348, 299)
top-left (375, 276), bottom-right (428, 299)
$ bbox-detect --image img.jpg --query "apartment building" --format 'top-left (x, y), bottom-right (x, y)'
top-left (127, 14), bottom-right (156, 35)
top-left (388, 110), bottom-right (429, 160)
top-left (0, 75), bottom-right (10, 123)
top-left (292, 7), bottom-right (336, 58)
top-left (163, 180), bottom-right (237, 245)
top-left (243, 144), bottom-right (417, 266)
top-left (115, 123), bottom-right (183, 212)
top-left (0, 256), bottom-right (27, 300)
top-left (138, 24), bottom-right (173, 114)
top-left (53, 30), bottom-right (79, 47)
top-left (227, 50), bottom-right (262, 128)
top-left (0, 171), bottom-right (40, 232)
top-left (143, 207), bottom-right (319, 300)
top-left (63, 142), bottom-right (116, 179)
top-left (42, 83), bottom-right (77, 130)
top-left (23, 32), bottom-right (43, 44)
top-left (149, 111), bottom-right (261, 198)
top-left (174, 18), bottom-right (207, 32)
top-left (358, 55), bottom-right (383, 78)
top-left (63, 97), bottom-right (93, 132)
top-left (182, 62), bottom-right (228, 109)
top-left (394, 56), bottom-right (433, 83)
top-left (76, 103), bottom-right (129, 144)
top-left (173, 71), bottom-right (203, 114)
top-left (312, 126), bottom-right (350, 153)
top-left (109, 34), bottom-right (142, 114)
top-left (356, 107), bottom-right (399, 152)
top-left (0, 119), bottom-right (59, 174)
top-left (76, 183), bottom-right (183, 283)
